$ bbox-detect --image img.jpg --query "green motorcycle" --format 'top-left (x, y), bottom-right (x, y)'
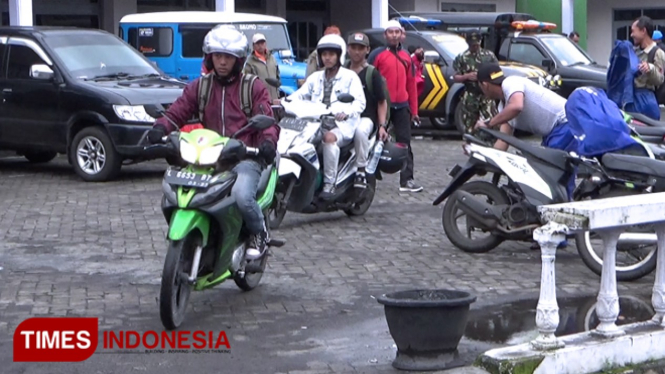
top-left (143, 112), bottom-right (283, 330)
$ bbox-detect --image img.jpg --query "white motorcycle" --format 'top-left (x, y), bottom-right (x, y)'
top-left (267, 94), bottom-right (378, 229)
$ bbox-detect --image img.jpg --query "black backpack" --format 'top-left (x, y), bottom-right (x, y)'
top-left (646, 47), bottom-right (665, 105)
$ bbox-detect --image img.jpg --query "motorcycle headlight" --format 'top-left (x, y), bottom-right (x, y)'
top-left (113, 105), bottom-right (155, 123)
top-left (180, 140), bottom-right (198, 164)
top-left (198, 144), bottom-right (224, 165)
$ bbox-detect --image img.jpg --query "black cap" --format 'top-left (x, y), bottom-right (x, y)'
top-left (466, 31), bottom-right (482, 45)
top-left (477, 62), bottom-right (505, 85)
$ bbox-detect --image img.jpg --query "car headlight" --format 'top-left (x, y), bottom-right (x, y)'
top-left (198, 144), bottom-right (224, 165)
top-left (113, 105), bottom-right (155, 123)
top-left (180, 140), bottom-right (198, 164)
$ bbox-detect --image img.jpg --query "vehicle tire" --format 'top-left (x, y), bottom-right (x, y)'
top-left (344, 177), bottom-right (376, 216)
top-left (575, 189), bottom-right (658, 282)
top-left (442, 180), bottom-right (508, 253)
top-left (159, 234), bottom-right (198, 330)
top-left (453, 101), bottom-right (466, 135)
top-left (233, 251), bottom-right (266, 291)
top-left (24, 151), bottom-right (57, 164)
top-left (428, 116), bottom-right (449, 130)
top-left (70, 126), bottom-right (122, 182)
top-left (268, 191), bottom-right (287, 230)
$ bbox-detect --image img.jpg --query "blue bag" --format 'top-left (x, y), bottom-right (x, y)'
top-left (565, 86), bottom-right (638, 157)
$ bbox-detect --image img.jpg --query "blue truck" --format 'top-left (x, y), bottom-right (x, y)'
top-left (119, 11), bottom-right (306, 95)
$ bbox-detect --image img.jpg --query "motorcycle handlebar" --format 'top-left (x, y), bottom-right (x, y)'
top-left (246, 147), bottom-right (259, 156)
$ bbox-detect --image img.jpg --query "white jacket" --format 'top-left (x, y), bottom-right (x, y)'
top-left (287, 66), bottom-right (366, 140)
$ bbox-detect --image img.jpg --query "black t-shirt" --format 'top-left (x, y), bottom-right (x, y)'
top-left (357, 66), bottom-right (386, 126)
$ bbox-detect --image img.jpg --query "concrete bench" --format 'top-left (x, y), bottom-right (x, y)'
top-left (478, 192), bottom-right (665, 374)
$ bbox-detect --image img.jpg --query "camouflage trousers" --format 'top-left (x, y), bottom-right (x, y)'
top-left (460, 91), bottom-right (498, 135)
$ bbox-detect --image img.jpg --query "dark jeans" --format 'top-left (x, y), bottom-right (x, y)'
top-left (542, 121), bottom-right (579, 201)
top-left (391, 106), bottom-right (414, 185)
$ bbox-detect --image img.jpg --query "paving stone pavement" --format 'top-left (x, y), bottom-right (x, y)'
top-left (0, 136), bottom-right (657, 373)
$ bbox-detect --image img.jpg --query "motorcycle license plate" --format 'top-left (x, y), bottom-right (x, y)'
top-left (279, 118), bottom-right (308, 132)
top-left (164, 169), bottom-right (212, 188)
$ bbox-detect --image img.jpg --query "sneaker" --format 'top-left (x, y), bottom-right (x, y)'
top-left (354, 172), bottom-right (367, 189)
top-left (320, 183), bottom-right (335, 199)
top-left (245, 230), bottom-right (268, 260)
top-left (399, 179), bottom-right (423, 193)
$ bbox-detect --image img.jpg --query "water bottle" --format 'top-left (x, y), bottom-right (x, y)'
top-left (366, 140), bottom-right (384, 174)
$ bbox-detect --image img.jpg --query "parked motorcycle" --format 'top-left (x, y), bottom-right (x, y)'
top-left (141, 106), bottom-right (284, 330)
top-left (434, 128), bottom-right (664, 281)
top-left (267, 94), bottom-right (378, 229)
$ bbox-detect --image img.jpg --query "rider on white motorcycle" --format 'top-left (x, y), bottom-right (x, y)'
top-left (286, 34), bottom-right (366, 199)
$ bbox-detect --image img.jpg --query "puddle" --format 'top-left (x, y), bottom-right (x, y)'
top-left (464, 294), bottom-right (655, 345)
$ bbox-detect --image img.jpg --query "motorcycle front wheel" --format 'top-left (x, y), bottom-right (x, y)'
top-left (159, 233), bottom-right (199, 330)
top-left (442, 181), bottom-right (509, 253)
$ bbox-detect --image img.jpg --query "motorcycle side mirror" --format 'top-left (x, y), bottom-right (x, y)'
top-left (144, 104), bottom-right (165, 118)
top-left (265, 78), bottom-right (281, 88)
top-left (248, 114), bottom-right (275, 130)
top-left (232, 114), bottom-right (275, 139)
top-left (336, 93), bottom-right (354, 103)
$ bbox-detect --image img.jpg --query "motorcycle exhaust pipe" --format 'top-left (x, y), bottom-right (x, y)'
top-left (453, 190), bottom-right (502, 230)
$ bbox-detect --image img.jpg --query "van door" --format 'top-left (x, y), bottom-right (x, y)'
top-left (0, 37), bottom-right (61, 148)
top-left (126, 25), bottom-right (178, 79)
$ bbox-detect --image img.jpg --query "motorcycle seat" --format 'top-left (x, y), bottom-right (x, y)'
top-left (481, 129), bottom-right (570, 171)
top-left (628, 112), bottom-right (665, 127)
top-left (633, 126), bottom-right (665, 137)
top-left (257, 165), bottom-right (274, 197)
top-left (601, 153), bottom-right (665, 178)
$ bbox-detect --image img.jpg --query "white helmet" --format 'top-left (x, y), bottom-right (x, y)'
top-left (202, 24), bottom-right (248, 59)
top-left (316, 34), bottom-right (346, 68)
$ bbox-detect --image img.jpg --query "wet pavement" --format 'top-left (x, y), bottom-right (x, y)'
top-left (0, 132), bottom-right (661, 373)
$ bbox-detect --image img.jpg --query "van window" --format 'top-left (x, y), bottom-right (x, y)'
top-left (128, 27), bottom-right (173, 57)
top-left (180, 23), bottom-right (290, 58)
top-left (7, 44), bottom-right (46, 80)
top-left (508, 43), bottom-right (546, 67)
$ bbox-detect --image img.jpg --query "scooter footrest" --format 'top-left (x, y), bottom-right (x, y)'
top-left (268, 238), bottom-right (285, 247)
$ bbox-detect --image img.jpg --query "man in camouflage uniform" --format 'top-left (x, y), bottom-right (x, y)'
top-left (453, 31), bottom-right (499, 137)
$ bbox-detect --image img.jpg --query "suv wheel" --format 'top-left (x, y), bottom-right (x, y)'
top-left (70, 127), bottom-right (122, 182)
top-left (24, 151), bottom-right (57, 164)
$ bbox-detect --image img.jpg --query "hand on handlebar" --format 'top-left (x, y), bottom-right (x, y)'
top-left (335, 112), bottom-right (348, 121)
top-left (148, 125), bottom-right (167, 144)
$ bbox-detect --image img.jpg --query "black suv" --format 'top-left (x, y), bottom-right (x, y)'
top-left (0, 27), bottom-right (185, 181)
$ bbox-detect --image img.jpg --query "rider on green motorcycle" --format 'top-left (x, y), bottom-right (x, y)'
top-left (148, 25), bottom-right (280, 260)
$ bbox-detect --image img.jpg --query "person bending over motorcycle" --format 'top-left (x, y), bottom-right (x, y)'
top-left (473, 62), bottom-right (578, 197)
top-left (287, 34), bottom-right (366, 198)
top-left (148, 26), bottom-right (280, 260)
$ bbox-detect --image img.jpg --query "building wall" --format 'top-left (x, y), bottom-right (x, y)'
top-left (587, 0), bottom-right (665, 64)
top-left (516, 0), bottom-right (587, 50)
top-left (413, 0), bottom-right (515, 12)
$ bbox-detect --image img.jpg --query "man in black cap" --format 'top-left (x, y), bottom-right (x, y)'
top-left (452, 31), bottom-right (499, 137)
top-left (474, 62), bottom-right (578, 197)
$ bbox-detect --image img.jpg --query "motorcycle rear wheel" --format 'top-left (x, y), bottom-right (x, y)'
top-left (442, 181), bottom-right (509, 253)
top-left (159, 234), bottom-right (198, 330)
top-left (575, 188), bottom-right (657, 281)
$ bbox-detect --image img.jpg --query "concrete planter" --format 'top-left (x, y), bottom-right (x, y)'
top-left (377, 289), bottom-right (477, 371)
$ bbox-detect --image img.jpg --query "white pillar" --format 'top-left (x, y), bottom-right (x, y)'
top-left (531, 221), bottom-right (566, 350)
top-left (653, 225), bottom-right (665, 326)
top-left (9, 0), bottom-right (33, 26)
top-left (216, 0), bottom-right (234, 12)
top-left (561, 0), bottom-right (574, 34)
top-left (593, 229), bottom-right (625, 338)
top-left (372, 0), bottom-right (388, 29)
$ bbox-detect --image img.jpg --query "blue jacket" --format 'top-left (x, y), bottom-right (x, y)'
top-left (606, 40), bottom-right (639, 109)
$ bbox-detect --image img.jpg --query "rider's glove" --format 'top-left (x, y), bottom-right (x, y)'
top-left (259, 141), bottom-right (276, 165)
top-left (148, 124), bottom-right (167, 144)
